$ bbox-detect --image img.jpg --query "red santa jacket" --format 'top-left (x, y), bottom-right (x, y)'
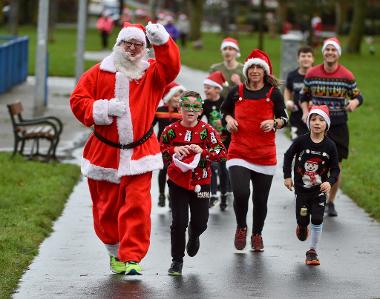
top-left (70, 38), bottom-right (180, 183)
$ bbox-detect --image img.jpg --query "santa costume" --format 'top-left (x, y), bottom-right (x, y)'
top-left (70, 22), bottom-right (180, 267)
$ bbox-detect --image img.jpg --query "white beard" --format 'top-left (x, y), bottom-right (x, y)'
top-left (113, 46), bottom-right (147, 80)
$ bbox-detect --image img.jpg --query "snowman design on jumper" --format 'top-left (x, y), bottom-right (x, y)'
top-left (302, 157), bottom-right (322, 188)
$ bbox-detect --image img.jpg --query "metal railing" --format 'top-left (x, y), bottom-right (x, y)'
top-left (0, 36), bottom-right (28, 94)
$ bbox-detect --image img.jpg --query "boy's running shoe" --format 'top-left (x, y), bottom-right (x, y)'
top-left (158, 193), bottom-right (165, 207)
top-left (234, 227), bottom-right (247, 250)
top-left (186, 229), bottom-right (200, 257)
top-left (305, 249), bottom-right (320, 265)
top-left (220, 194), bottom-right (228, 211)
top-left (125, 261), bottom-right (142, 275)
top-left (209, 195), bottom-right (219, 208)
top-left (168, 261), bottom-right (183, 276)
top-left (296, 225), bottom-right (309, 241)
top-left (251, 234), bottom-right (264, 252)
top-left (110, 256), bottom-right (125, 274)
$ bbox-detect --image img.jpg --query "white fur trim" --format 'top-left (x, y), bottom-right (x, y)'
top-left (322, 40), bottom-right (341, 56)
top-left (227, 158), bottom-right (276, 175)
top-left (81, 158), bottom-right (120, 183)
top-left (163, 85), bottom-right (186, 104)
top-left (307, 109), bottom-right (331, 130)
top-left (243, 58), bottom-right (270, 78)
top-left (115, 27), bottom-right (146, 47)
top-left (93, 100), bottom-right (113, 125)
top-left (105, 243), bottom-right (119, 257)
top-left (118, 152), bottom-right (164, 176)
top-left (221, 41), bottom-right (240, 52)
top-left (100, 54), bottom-right (117, 73)
top-left (173, 153), bottom-right (201, 172)
top-left (203, 78), bottom-right (223, 90)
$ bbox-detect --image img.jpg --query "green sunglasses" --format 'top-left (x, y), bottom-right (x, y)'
top-left (180, 97), bottom-right (203, 112)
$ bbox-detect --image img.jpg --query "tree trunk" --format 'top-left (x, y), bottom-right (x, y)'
top-left (335, 0), bottom-right (350, 34)
top-left (9, 0), bottom-right (19, 35)
top-left (48, 0), bottom-right (58, 42)
top-left (346, 0), bottom-right (367, 53)
top-left (276, 0), bottom-right (287, 34)
top-left (188, 0), bottom-right (204, 42)
top-left (258, 0), bottom-right (265, 50)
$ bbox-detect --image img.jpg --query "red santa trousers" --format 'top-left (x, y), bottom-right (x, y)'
top-left (88, 172), bottom-right (152, 262)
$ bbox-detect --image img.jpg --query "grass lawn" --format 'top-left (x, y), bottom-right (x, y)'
top-left (0, 153), bottom-right (81, 299)
top-left (0, 27), bottom-right (378, 221)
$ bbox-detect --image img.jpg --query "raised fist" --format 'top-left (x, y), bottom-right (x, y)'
top-left (146, 21), bottom-right (170, 45)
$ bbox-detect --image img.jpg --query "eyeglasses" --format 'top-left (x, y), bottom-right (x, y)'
top-left (180, 102), bottom-right (203, 112)
top-left (122, 41), bottom-right (144, 49)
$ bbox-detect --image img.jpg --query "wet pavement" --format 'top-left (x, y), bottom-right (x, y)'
top-left (1, 62), bottom-right (379, 298)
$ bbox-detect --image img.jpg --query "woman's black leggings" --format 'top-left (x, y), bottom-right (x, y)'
top-left (229, 166), bottom-right (273, 235)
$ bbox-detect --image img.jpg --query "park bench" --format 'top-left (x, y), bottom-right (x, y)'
top-left (7, 101), bottom-right (63, 161)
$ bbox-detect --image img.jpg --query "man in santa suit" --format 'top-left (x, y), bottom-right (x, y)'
top-left (70, 22), bottom-right (180, 275)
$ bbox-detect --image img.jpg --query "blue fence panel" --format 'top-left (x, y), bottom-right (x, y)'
top-left (0, 36), bottom-right (29, 94)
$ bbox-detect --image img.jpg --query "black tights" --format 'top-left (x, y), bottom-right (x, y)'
top-left (229, 166), bottom-right (273, 234)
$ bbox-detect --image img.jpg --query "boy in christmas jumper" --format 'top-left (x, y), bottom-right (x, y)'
top-left (202, 71), bottom-right (232, 210)
top-left (154, 82), bottom-right (185, 207)
top-left (160, 91), bottom-right (227, 276)
top-left (283, 105), bottom-right (340, 265)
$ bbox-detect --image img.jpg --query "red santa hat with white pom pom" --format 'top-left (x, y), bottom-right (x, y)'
top-left (169, 153), bottom-right (202, 192)
top-left (163, 82), bottom-right (186, 104)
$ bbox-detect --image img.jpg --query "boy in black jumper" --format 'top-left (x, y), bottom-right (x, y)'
top-left (283, 105), bottom-right (340, 265)
top-left (160, 91), bottom-right (227, 276)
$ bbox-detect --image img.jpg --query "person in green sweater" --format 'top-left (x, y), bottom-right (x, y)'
top-left (209, 37), bottom-right (244, 98)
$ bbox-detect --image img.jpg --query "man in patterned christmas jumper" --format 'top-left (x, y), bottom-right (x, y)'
top-left (300, 37), bottom-right (363, 217)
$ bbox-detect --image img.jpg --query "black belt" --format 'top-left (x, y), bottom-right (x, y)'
top-left (93, 126), bottom-right (154, 150)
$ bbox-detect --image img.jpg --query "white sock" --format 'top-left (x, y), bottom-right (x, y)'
top-left (105, 243), bottom-right (119, 257)
top-left (310, 224), bottom-right (323, 250)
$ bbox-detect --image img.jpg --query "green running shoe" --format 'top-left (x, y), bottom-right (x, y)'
top-left (125, 261), bottom-right (142, 275)
top-left (110, 256), bottom-right (125, 274)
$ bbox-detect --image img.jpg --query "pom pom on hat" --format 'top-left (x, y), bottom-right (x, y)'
top-left (307, 105), bottom-right (331, 130)
top-left (203, 71), bottom-right (228, 90)
top-left (115, 22), bottom-right (146, 47)
top-left (322, 37), bottom-right (342, 56)
top-left (163, 82), bottom-right (186, 104)
top-left (243, 49), bottom-right (272, 77)
top-left (220, 37), bottom-right (240, 57)
top-left (194, 185), bottom-right (201, 193)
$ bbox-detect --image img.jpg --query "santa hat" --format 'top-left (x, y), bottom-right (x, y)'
top-left (307, 105), bottom-right (331, 130)
top-left (163, 82), bottom-right (186, 104)
top-left (220, 37), bottom-right (241, 57)
top-left (170, 153), bottom-right (202, 192)
top-left (243, 49), bottom-right (272, 78)
top-left (203, 71), bottom-right (228, 90)
top-left (115, 22), bottom-right (146, 47)
top-left (306, 157), bottom-right (323, 164)
top-left (321, 37), bottom-right (342, 56)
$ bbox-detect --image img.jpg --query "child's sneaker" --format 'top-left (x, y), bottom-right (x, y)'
top-left (125, 261), bottom-right (142, 275)
top-left (168, 261), bottom-right (183, 276)
top-left (158, 193), bottom-right (165, 207)
top-left (186, 228), bottom-right (200, 257)
top-left (251, 234), bottom-right (264, 252)
top-left (296, 225), bottom-right (309, 241)
top-left (234, 227), bottom-right (247, 250)
top-left (220, 193), bottom-right (228, 211)
top-left (209, 195), bottom-right (219, 208)
top-left (110, 256), bottom-right (125, 274)
top-left (305, 249), bottom-right (320, 265)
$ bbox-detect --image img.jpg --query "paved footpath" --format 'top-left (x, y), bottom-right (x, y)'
top-left (3, 64), bottom-right (379, 298)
